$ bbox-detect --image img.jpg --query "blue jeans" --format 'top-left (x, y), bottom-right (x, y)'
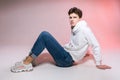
top-left (29, 31), bottom-right (74, 67)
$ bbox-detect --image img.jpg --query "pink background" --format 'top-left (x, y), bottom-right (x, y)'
top-left (0, 0), bottom-right (120, 51)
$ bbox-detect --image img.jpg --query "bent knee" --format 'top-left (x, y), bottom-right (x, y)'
top-left (40, 31), bottom-right (50, 37)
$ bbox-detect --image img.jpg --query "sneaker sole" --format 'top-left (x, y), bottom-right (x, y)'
top-left (11, 68), bottom-right (33, 73)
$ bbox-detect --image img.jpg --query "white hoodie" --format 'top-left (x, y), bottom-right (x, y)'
top-left (64, 20), bottom-right (102, 65)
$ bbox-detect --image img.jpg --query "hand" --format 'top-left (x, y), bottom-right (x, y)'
top-left (96, 65), bottom-right (112, 70)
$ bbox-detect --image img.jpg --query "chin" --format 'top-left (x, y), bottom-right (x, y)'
top-left (71, 24), bottom-right (75, 26)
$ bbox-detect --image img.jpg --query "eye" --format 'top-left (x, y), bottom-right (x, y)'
top-left (69, 16), bottom-right (72, 19)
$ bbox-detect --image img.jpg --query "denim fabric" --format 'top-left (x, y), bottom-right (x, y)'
top-left (29, 31), bottom-right (74, 67)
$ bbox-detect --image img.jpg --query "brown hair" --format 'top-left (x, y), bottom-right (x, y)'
top-left (68, 7), bottom-right (82, 18)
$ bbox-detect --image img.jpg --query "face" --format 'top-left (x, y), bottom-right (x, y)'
top-left (69, 13), bottom-right (80, 27)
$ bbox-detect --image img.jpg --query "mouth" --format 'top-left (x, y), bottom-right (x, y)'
top-left (70, 21), bottom-right (74, 25)
top-left (71, 21), bottom-right (74, 24)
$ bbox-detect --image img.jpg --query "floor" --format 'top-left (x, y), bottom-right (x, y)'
top-left (0, 45), bottom-right (120, 80)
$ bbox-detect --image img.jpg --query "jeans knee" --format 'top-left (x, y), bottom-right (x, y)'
top-left (40, 31), bottom-right (50, 38)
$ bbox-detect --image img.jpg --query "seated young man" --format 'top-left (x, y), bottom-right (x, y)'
top-left (11, 7), bottom-right (111, 73)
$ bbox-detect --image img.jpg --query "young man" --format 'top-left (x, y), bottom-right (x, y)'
top-left (11, 7), bottom-right (111, 73)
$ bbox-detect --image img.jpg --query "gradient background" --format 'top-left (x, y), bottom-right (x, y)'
top-left (0, 0), bottom-right (120, 80)
top-left (0, 0), bottom-right (120, 52)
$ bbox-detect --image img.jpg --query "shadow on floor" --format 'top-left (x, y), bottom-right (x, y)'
top-left (32, 52), bottom-right (95, 67)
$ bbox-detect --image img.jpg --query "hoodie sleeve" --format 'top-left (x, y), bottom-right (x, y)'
top-left (84, 27), bottom-right (102, 65)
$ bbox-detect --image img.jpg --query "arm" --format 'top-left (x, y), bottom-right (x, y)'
top-left (84, 27), bottom-right (111, 70)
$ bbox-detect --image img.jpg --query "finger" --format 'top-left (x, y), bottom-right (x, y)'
top-left (102, 65), bottom-right (111, 69)
top-left (104, 65), bottom-right (112, 69)
top-left (106, 66), bottom-right (112, 69)
top-left (98, 66), bottom-right (111, 70)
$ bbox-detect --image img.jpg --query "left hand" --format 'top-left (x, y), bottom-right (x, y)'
top-left (96, 65), bottom-right (112, 70)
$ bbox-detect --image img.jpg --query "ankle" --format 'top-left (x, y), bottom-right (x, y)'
top-left (23, 56), bottom-right (34, 65)
top-left (23, 61), bottom-right (31, 65)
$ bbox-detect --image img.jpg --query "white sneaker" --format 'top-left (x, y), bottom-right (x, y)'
top-left (11, 61), bottom-right (33, 73)
top-left (14, 61), bottom-right (23, 66)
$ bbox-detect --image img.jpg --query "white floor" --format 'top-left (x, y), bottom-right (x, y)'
top-left (0, 45), bottom-right (120, 80)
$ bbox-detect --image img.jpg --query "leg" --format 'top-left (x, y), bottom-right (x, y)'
top-left (29, 31), bottom-right (74, 67)
top-left (11, 31), bottom-right (73, 72)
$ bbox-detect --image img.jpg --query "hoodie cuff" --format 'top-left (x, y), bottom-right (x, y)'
top-left (96, 61), bottom-right (101, 65)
